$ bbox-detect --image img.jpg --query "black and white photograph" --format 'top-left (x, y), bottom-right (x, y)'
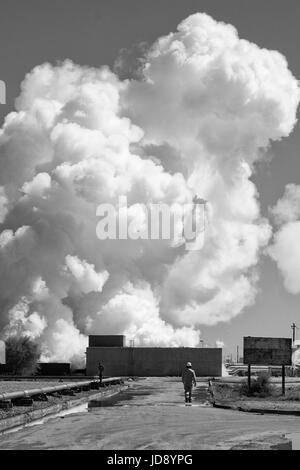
top-left (0, 0), bottom-right (300, 456)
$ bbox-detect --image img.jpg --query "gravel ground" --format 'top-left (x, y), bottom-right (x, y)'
top-left (0, 394), bottom-right (70, 420)
top-left (211, 382), bottom-right (300, 412)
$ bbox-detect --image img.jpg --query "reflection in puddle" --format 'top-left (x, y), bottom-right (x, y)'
top-left (53, 403), bottom-right (88, 417)
top-left (88, 386), bottom-right (211, 409)
top-left (88, 388), bottom-right (150, 408)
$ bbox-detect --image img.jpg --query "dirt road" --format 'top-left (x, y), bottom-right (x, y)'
top-left (0, 377), bottom-right (299, 449)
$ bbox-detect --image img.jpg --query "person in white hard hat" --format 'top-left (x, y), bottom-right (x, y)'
top-left (182, 362), bottom-right (197, 404)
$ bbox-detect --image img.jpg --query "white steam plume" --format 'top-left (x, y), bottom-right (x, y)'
top-left (0, 13), bottom-right (299, 364)
top-left (269, 184), bottom-right (300, 294)
top-left (293, 341), bottom-right (300, 366)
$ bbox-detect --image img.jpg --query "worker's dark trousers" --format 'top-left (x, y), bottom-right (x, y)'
top-left (184, 387), bottom-right (192, 403)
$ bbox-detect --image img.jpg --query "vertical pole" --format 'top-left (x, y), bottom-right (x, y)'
top-left (237, 346), bottom-right (239, 363)
top-left (291, 322), bottom-right (298, 344)
top-left (282, 365), bottom-right (285, 396)
top-left (248, 364), bottom-right (251, 391)
top-left (291, 324), bottom-right (297, 377)
top-left (292, 323), bottom-right (296, 343)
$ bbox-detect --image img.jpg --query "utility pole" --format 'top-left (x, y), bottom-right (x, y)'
top-left (291, 323), bottom-right (298, 378)
top-left (291, 323), bottom-right (298, 344)
top-left (236, 345), bottom-right (239, 363)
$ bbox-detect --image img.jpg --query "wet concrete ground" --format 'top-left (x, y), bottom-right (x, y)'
top-left (0, 377), bottom-right (299, 449)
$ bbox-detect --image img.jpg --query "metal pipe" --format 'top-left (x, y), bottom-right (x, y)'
top-left (0, 377), bottom-right (122, 401)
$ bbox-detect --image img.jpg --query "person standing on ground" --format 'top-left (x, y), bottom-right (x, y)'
top-left (98, 362), bottom-right (104, 386)
top-left (182, 362), bottom-right (197, 404)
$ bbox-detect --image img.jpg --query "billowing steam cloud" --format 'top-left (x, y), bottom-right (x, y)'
top-left (268, 184), bottom-right (300, 364)
top-left (269, 184), bottom-right (300, 294)
top-left (0, 13), bottom-right (299, 364)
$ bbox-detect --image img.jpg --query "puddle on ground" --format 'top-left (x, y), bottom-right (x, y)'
top-left (88, 388), bottom-right (151, 408)
top-left (286, 432), bottom-right (300, 450)
top-left (0, 383), bottom-right (211, 435)
top-left (88, 386), bottom-right (211, 409)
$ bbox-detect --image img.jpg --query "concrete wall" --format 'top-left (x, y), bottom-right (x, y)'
top-left (89, 335), bottom-right (125, 347)
top-left (86, 347), bottom-right (222, 377)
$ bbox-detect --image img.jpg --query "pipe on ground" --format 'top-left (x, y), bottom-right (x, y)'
top-left (0, 377), bottom-right (123, 401)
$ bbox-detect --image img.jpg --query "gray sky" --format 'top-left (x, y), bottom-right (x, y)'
top-left (0, 0), bottom-right (300, 357)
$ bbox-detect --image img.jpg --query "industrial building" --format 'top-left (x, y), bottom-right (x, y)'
top-left (86, 335), bottom-right (222, 377)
